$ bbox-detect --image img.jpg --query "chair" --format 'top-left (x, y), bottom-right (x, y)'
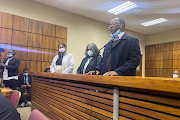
top-left (28, 109), bottom-right (49, 120)
top-left (9, 90), bottom-right (21, 108)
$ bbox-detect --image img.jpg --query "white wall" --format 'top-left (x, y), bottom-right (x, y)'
top-left (0, 0), bottom-right (145, 76)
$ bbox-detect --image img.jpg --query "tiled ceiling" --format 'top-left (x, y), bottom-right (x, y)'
top-left (31, 0), bottom-right (180, 35)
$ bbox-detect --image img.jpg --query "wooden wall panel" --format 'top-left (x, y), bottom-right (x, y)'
top-left (13, 45), bottom-right (27, 60)
top-left (164, 51), bottom-right (172, 60)
top-left (12, 30), bottom-right (28, 46)
top-left (156, 69), bottom-right (163, 77)
top-left (156, 43), bottom-right (164, 52)
top-left (164, 60), bottom-right (173, 69)
top-left (173, 50), bottom-right (180, 60)
top-left (164, 42), bottom-right (172, 51)
top-left (42, 36), bottom-right (55, 49)
top-left (13, 16), bottom-right (28, 32)
top-left (149, 45), bottom-right (156, 53)
top-left (28, 47), bottom-right (42, 61)
top-left (0, 11), bottom-right (67, 73)
top-left (145, 46), bottom-right (149, 53)
top-left (173, 41), bottom-right (180, 51)
top-left (156, 61), bottom-right (163, 69)
top-left (43, 23), bottom-right (55, 37)
top-left (55, 38), bottom-right (67, 50)
top-left (42, 62), bottom-right (51, 72)
top-left (173, 60), bottom-right (180, 69)
top-left (156, 52), bottom-right (163, 60)
top-left (0, 28), bottom-right (12, 44)
top-left (0, 12), bottom-right (13, 29)
top-left (18, 60), bottom-right (27, 74)
top-left (164, 69), bottom-right (173, 78)
top-left (56, 26), bottom-right (67, 39)
top-left (28, 33), bottom-right (42, 48)
top-left (29, 19), bottom-right (43, 34)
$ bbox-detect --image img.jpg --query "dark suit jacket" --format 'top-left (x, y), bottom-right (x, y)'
top-left (96, 33), bottom-right (141, 76)
top-left (0, 93), bottom-right (21, 120)
top-left (0, 57), bottom-right (20, 77)
top-left (77, 56), bottom-right (102, 74)
top-left (18, 74), bottom-right (32, 87)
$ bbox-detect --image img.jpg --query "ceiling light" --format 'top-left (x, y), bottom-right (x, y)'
top-left (108, 1), bottom-right (138, 15)
top-left (141, 18), bottom-right (168, 26)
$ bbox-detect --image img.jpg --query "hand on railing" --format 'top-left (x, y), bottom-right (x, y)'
top-left (86, 70), bottom-right (100, 75)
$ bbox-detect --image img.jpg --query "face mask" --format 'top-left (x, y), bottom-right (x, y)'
top-left (111, 29), bottom-right (120, 38)
top-left (87, 50), bottom-right (93, 56)
top-left (7, 55), bottom-right (13, 58)
top-left (59, 48), bottom-right (66, 53)
top-left (173, 74), bottom-right (179, 78)
top-left (24, 73), bottom-right (28, 76)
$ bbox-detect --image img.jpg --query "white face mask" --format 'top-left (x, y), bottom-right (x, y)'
top-left (87, 50), bottom-right (93, 56)
top-left (173, 74), bottom-right (179, 78)
top-left (59, 48), bottom-right (66, 53)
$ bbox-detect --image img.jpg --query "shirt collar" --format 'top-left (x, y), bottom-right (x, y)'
top-left (113, 32), bottom-right (125, 41)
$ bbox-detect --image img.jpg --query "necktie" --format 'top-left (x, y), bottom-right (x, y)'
top-left (24, 76), bottom-right (27, 85)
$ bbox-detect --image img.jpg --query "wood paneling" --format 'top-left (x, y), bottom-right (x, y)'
top-left (164, 51), bottom-right (172, 60)
top-left (13, 16), bottom-right (28, 31)
top-left (164, 60), bottom-right (173, 69)
top-left (156, 52), bottom-right (163, 60)
top-left (29, 19), bottom-right (43, 34)
top-left (19, 60), bottom-right (27, 74)
top-left (173, 50), bottom-right (180, 60)
top-left (12, 45), bottom-right (27, 60)
top-left (0, 12), bottom-right (13, 28)
top-left (149, 45), bottom-right (156, 53)
top-left (55, 38), bottom-right (67, 50)
top-left (156, 43), bottom-right (164, 52)
top-left (56, 26), bottom-right (67, 39)
top-left (28, 33), bottom-right (42, 48)
top-left (42, 36), bottom-right (55, 49)
top-left (173, 41), bottom-right (180, 50)
top-left (27, 47), bottom-right (42, 61)
top-left (43, 23), bottom-right (55, 37)
top-left (0, 28), bottom-right (12, 44)
top-left (164, 69), bottom-right (173, 78)
top-left (12, 30), bottom-right (28, 46)
top-left (0, 11), bottom-right (67, 73)
top-left (164, 42), bottom-right (172, 51)
top-left (173, 60), bottom-right (180, 69)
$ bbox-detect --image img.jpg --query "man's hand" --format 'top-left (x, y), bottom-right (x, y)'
top-left (27, 85), bottom-right (31, 87)
top-left (86, 70), bottom-right (100, 75)
top-left (0, 63), bottom-right (6, 67)
top-left (22, 85), bottom-right (27, 88)
top-left (103, 71), bottom-right (118, 76)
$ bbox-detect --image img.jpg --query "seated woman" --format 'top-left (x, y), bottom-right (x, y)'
top-left (77, 43), bottom-right (102, 74)
top-left (50, 43), bottom-right (74, 74)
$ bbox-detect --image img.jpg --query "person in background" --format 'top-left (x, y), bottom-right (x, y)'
top-left (173, 70), bottom-right (179, 78)
top-left (50, 43), bottom-right (74, 74)
top-left (0, 49), bottom-right (20, 90)
top-left (0, 92), bottom-right (21, 120)
top-left (44, 68), bottom-right (50, 72)
top-left (77, 43), bottom-right (102, 74)
top-left (18, 68), bottom-right (32, 107)
top-left (87, 17), bottom-right (141, 76)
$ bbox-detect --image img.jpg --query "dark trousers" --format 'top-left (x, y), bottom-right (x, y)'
top-left (19, 87), bottom-right (31, 103)
top-left (3, 79), bottom-right (18, 90)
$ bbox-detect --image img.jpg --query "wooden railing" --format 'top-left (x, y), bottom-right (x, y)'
top-left (30, 72), bottom-right (180, 120)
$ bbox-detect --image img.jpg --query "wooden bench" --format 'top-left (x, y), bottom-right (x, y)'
top-left (30, 73), bottom-right (180, 120)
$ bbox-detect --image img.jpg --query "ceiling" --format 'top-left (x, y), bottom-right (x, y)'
top-left (31, 0), bottom-right (180, 35)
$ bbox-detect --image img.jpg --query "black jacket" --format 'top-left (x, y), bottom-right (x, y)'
top-left (0, 57), bottom-right (20, 77)
top-left (18, 74), bottom-right (32, 87)
top-left (96, 33), bottom-right (141, 76)
top-left (77, 56), bottom-right (102, 74)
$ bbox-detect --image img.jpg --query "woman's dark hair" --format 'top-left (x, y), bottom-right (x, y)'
top-left (58, 43), bottom-right (66, 48)
top-left (85, 43), bottom-right (100, 56)
top-left (44, 68), bottom-right (50, 72)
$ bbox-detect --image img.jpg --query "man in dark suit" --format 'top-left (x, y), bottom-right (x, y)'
top-left (87, 17), bottom-right (141, 76)
top-left (0, 49), bottom-right (20, 89)
top-left (0, 92), bottom-right (21, 120)
top-left (18, 67), bottom-right (32, 107)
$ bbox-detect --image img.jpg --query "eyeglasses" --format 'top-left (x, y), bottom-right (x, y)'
top-left (109, 22), bottom-right (120, 27)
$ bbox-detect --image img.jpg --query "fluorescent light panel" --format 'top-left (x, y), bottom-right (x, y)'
top-left (108, 1), bottom-right (137, 15)
top-left (141, 18), bottom-right (168, 26)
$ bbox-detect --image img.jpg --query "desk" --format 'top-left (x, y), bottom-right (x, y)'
top-left (0, 87), bottom-right (13, 100)
top-left (30, 72), bottom-right (180, 120)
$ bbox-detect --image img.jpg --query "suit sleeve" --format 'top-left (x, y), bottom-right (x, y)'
top-left (114, 38), bottom-right (141, 75)
top-left (17, 75), bottom-right (23, 87)
top-left (97, 56), bottom-right (102, 66)
top-left (77, 58), bottom-right (85, 74)
top-left (0, 59), bottom-right (6, 69)
top-left (6, 59), bottom-right (20, 70)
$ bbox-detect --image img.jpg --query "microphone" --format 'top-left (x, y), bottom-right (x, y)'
top-left (94, 44), bottom-right (107, 75)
